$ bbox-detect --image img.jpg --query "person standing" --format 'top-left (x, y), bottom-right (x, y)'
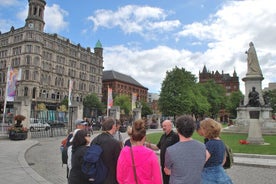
top-left (200, 118), bottom-right (233, 184)
top-left (68, 129), bottom-right (91, 184)
top-left (117, 119), bottom-right (162, 184)
top-left (113, 119), bottom-right (123, 148)
top-left (146, 119), bottom-right (179, 184)
top-left (164, 115), bottom-right (206, 184)
top-left (61, 119), bottom-right (87, 178)
top-left (91, 117), bottom-right (122, 184)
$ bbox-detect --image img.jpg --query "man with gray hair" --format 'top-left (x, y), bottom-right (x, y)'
top-left (90, 117), bottom-right (121, 184)
top-left (146, 119), bottom-right (179, 184)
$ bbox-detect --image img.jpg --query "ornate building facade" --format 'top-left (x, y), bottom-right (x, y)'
top-left (0, 0), bottom-right (103, 125)
top-left (199, 65), bottom-right (239, 95)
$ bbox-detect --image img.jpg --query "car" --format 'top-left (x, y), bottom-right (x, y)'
top-left (47, 120), bottom-right (66, 128)
top-left (29, 118), bottom-right (51, 132)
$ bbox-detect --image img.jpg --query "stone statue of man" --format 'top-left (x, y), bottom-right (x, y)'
top-left (245, 42), bottom-right (262, 75)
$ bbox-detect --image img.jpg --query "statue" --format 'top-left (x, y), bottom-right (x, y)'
top-left (245, 42), bottom-right (262, 75)
top-left (246, 87), bottom-right (261, 107)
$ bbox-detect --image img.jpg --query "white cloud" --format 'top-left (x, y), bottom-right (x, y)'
top-left (87, 5), bottom-right (180, 38)
top-left (44, 4), bottom-right (69, 33)
top-left (103, 0), bottom-right (276, 94)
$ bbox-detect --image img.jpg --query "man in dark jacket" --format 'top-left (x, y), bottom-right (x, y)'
top-left (146, 120), bottom-right (179, 184)
top-left (91, 117), bottom-right (121, 184)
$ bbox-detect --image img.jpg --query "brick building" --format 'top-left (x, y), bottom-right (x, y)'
top-left (199, 65), bottom-right (239, 95)
top-left (102, 70), bottom-right (148, 106)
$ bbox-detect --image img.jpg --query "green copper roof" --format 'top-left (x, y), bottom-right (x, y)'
top-left (95, 40), bottom-right (102, 48)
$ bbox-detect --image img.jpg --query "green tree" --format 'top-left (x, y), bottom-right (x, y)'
top-left (83, 93), bottom-right (104, 117)
top-left (114, 95), bottom-right (132, 115)
top-left (226, 91), bottom-right (243, 118)
top-left (263, 89), bottom-right (276, 113)
top-left (141, 101), bottom-right (153, 117)
top-left (199, 80), bottom-right (226, 118)
top-left (60, 98), bottom-right (68, 108)
top-left (191, 84), bottom-right (211, 118)
top-left (158, 67), bottom-right (198, 117)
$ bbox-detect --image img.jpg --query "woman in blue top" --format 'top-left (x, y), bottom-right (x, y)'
top-left (200, 118), bottom-right (233, 184)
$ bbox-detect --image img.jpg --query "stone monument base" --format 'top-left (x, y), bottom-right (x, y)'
top-left (246, 119), bottom-right (264, 144)
top-left (222, 107), bottom-right (276, 135)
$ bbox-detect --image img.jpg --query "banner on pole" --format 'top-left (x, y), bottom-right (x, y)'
top-left (68, 79), bottom-right (74, 106)
top-left (107, 87), bottom-right (113, 109)
top-left (132, 92), bottom-right (137, 110)
top-left (6, 67), bottom-right (21, 102)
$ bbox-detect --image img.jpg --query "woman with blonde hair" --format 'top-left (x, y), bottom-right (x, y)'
top-left (200, 118), bottom-right (233, 184)
top-left (117, 119), bottom-right (162, 184)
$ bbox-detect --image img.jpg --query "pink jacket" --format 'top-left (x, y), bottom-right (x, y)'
top-left (117, 145), bottom-right (162, 184)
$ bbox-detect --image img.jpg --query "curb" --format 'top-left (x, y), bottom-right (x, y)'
top-left (20, 140), bottom-right (53, 184)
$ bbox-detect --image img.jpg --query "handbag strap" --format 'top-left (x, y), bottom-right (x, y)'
top-left (130, 146), bottom-right (138, 184)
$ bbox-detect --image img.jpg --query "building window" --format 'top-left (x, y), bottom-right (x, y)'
top-left (24, 87), bottom-right (28, 96)
top-left (26, 55), bottom-right (31, 65)
top-left (25, 70), bottom-right (29, 80)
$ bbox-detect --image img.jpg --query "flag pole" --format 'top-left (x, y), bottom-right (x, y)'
top-left (107, 86), bottom-right (109, 117)
top-left (2, 66), bottom-right (10, 133)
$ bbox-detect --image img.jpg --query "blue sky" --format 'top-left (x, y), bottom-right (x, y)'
top-left (1, 0), bottom-right (276, 94)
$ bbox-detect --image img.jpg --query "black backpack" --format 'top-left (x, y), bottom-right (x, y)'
top-left (82, 141), bottom-right (108, 183)
top-left (61, 146), bottom-right (68, 165)
top-left (223, 143), bottom-right (234, 169)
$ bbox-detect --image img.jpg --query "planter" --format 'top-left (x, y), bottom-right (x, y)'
top-left (9, 131), bottom-right (28, 140)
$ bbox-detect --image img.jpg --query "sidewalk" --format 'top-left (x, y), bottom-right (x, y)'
top-left (0, 135), bottom-right (276, 184)
top-left (0, 139), bottom-right (51, 184)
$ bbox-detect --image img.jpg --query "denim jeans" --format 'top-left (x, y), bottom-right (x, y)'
top-left (201, 165), bottom-right (233, 184)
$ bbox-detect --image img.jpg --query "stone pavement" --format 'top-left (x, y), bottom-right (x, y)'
top-left (0, 130), bottom-right (276, 184)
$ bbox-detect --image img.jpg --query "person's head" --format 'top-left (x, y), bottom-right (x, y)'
top-left (200, 118), bottom-right (221, 139)
top-left (102, 117), bottom-right (117, 134)
top-left (127, 126), bottom-right (132, 136)
top-left (175, 115), bottom-right (195, 138)
top-left (162, 120), bottom-right (173, 134)
top-left (196, 121), bottom-right (205, 137)
top-left (75, 119), bottom-right (87, 129)
top-left (71, 129), bottom-right (90, 149)
top-left (132, 119), bottom-right (146, 142)
top-left (115, 119), bottom-right (121, 131)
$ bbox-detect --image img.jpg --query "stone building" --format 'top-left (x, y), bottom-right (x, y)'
top-left (0, 0), bottom-right (103, 126)
top-left (199, 65), bottom-right (240, 95)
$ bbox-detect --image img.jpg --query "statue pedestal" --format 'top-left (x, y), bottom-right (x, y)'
top-left (246, 111), bottom-right (264, 144)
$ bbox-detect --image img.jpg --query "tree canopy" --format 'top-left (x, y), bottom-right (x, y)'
top-left (114, 94), bottom-right (132, 115)
top-left (158, 67), bottom-right (204, 117)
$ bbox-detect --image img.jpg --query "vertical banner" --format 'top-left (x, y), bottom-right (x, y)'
top-left (6, 67), bottom-right (20, 102)
top-left (132, 92), bottom-right (137, 110)
top-left (107, 87), bottom-right (113, 109)
top-left (68, 79), bottom-right (74, 106)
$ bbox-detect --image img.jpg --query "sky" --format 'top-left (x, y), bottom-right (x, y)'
top-left (1, 0), bottom-right (276, 94)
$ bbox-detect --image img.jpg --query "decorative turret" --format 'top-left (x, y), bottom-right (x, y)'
top-left (25, 0), bottom-right (46, 32)
top-left (94, 40), bottom-right (103, 58)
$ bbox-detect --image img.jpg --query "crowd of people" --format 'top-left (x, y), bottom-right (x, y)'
top-left (62, 115), bottom-right (233, 184)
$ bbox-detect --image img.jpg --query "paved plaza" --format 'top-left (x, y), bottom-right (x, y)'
top-left (0, 130), bottom-right (276, 184)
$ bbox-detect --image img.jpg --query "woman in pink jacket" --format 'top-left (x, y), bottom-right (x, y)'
top-left (117, 119), bottom-right (162, 184)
